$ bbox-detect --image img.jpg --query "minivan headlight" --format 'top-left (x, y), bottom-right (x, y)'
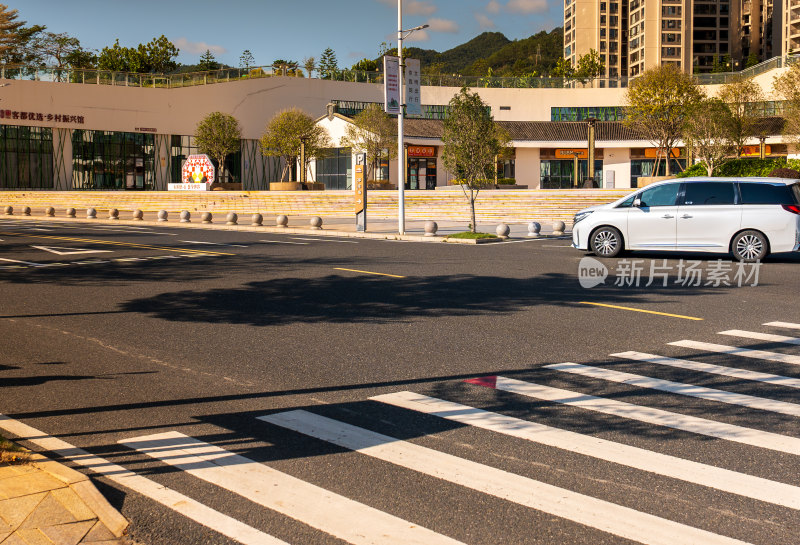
top-left (573, 210), bottom-right (593, 224)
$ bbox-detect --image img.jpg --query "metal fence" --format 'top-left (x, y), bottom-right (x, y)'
top-left (2, 54), bottom-right (799, 90)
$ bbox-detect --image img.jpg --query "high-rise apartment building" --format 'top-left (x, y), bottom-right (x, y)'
top-left (782, 0), bottom-right (800, 54)
top-left (564, 0), bottom-right (769, 77)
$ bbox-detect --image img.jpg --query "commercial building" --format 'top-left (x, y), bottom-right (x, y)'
top-left (0, 63), bottom-right (791, 192)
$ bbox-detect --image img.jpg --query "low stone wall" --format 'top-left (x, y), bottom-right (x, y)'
top-left (0, 189), bottom-right (634, 224)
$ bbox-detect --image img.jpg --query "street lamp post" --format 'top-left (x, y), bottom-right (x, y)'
top-left (396, 1), bottom-right (428, 234)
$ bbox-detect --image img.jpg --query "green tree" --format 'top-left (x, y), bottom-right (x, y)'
top-left (143, 35), bottom-right (179, 73)
top-left (194, 112), bottom-right (242, 183)
top-left (1, 24), bottom-right (45, 66)
top-left (682, 98), bottom-right (736, 176)
top-left (303, 56), bottom-right (316, 78)
top-left (574, 49), bottom-right (605, 82)
top-left (340, 104), bottom-right (397, 182)
top-left (272, 59), bottom-right (300, 76)
top-left (0, 4), bottom-right (25, 59)
top-left (97, 35), bottom-right (178, 73)
top-left (318, 47), bottom-right (338, 79)
top-left (198, 50), bottom-right (219, 71)
top-left (239, 49), bottom-right (254, 69)
top-left (550, 57), bottom-right (574, 78)
top-left (773, 62), bottom-right (800, 148)
top-left (624, 64), bottom-right (704, 175)
top-left (259, 108), bottom-right (332, 182)
top-left (745, 53), bottom-right (759, 68)
top-left (351, 58), bottom-right (378, 72)
top-left (441, 87), bottom-right (508, 232)
top-left (717, 75), bottom-right (765, 156)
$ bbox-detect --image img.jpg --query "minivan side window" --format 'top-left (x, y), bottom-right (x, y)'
top-left (739, 182), bottom-right (796, 205)
top-left (683, 182), bottom-right (735, 205)
top-left (637, 183), bottom-right (680, 207)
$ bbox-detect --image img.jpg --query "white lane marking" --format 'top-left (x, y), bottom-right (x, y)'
top-left (261, 411), bottom-right (752, 545)
top-left (372, 391), bottom-right (800, 510)
top-left (114, 258), bottom-right (146, 262)
top-left (719, 329), bottom-right (800, 346)
top-left (0, 416), bottom-right (287, 545)
top-left (765, 321), bottom-right (800, 330)
top-left (259, 239), bottom-right (309, 245)
top-left (121, 431), bottom-right (465, 545)
top-left (179, 240), bottom-right (248, 248)
top-left (612, 351), bottom-right (800, 390)
top-left (290, 237), bottom-right (359, 244)
top-left (31, 245), bottom-right (114, 255)
top-left (669, 340), bottom-right (800, 366)
top-left (545, 362), bottom-right (800, 417)
top-left (477, 376), bottom-right (800, 456)
top-left (0, 257), bottom-right (42, 265)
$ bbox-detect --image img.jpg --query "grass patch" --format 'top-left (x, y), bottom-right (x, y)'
top-left (0, 434), bottom-right (29, 465)
top-left (446, 232), bottom-right (498, 239)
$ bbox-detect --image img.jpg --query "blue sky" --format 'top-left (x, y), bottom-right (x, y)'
top-left (14, 0), bottom-right (563, 68)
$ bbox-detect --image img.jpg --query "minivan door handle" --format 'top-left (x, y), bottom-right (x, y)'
top-left (662, 214), bottom-right (674, 219)
top-left (681, 214), bottom-right (692, 219)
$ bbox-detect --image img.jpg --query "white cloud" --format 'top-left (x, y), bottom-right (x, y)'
top-left (376, 0), bottom-right (437, 16)
top-left (426, 17), bottom-right (459, 33)
top-left (486, 0), bottom-right (501, 14)
top-left (506, 0), bottom-right (548, 13)
top-left (173, 37), bottom-right (227, 56)
top-left (404, 29), bottom-right (431, 42)
top-left (475, 13), bottom-right (496, 29)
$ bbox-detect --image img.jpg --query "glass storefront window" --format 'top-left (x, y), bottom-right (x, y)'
top-left (170, 135), bottom-right (241, 184)
top-left (72, 130), bottom-right (154, 190)
top-left (540, 160), bottom-right (603, 189)
top-left (0, 125), bottom-right (53, 189)
top-left (316, 148), bottom-right (352, 190)
top-left (407, 158), bottom-right (437, 190)
top-left (630, 158), bottom-right (686, 187)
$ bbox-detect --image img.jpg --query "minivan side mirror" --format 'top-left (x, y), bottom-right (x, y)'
top-left (633, 197), bottom-right (642, 207)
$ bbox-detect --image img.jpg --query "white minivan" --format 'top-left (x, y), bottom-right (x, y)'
top-left (572, 177), bottom-right (800, 261)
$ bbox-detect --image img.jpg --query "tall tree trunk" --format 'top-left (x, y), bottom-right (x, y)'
top-left (470, 187), bottom-right (477, 233)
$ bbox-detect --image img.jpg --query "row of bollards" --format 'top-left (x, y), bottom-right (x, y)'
top-left (3, 205), bottom-right (568, 237)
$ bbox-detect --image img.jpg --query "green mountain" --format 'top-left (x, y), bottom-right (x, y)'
top-left (377, 29), bottom-right (564, 77)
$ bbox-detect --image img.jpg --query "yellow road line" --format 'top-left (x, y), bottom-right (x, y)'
top-left (334, 267), bottom-right (406, 278)
top-left (579, 302), bottom-right (703, 321)
top-left (0, 232), bottom-right (234, 256)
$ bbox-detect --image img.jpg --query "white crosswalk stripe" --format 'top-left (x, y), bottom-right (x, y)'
top-left (260, 410), bottom-right (753, 545)
top-left (764, 321), bottom-right (800, 330)
top-left (611, 351), bottom-right (800, 389)
top-left (371, 391), bottom-right (800, 510)
top-left (121, 431), bottom-right (465, 545)
top-left (669, 339), bottom-right (800, 366)
top-left (719, 329), bottom-right (800, 346)
top-left (464, 375), bottom-right (800, 455)
top-left (544, 362), bottom-right (800, 416)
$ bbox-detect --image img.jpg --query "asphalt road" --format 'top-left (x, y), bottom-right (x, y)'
top-left (0, 216), bottom-right (799, 545)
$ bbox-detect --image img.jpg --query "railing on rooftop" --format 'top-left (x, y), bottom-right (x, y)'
top-left (1, 55), bottom-right (798, 90)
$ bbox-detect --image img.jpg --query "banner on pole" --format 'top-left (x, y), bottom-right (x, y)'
top-left (405, 59), bottom-right (422, 117)
top-left (384, 56), bottom-right (401, 115)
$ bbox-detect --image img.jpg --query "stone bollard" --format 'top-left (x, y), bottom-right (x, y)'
top-left (424, 220), bottom-right (438, 237)
top-left (157, 210), bottom-right (168, 222)
top-left (496, 223), bottom-right (510, 239)
top-left (132, 209), bottom-right (143, 221)
top-left (66, 207), bottom-right (76, 218)
top-left (45, 207), bottom-right (55, 217)
top-left (22, 206), bottom-right (31, 216)
top-left (180, 210), bottom-right (191, 223)
top-left (108, 208), bottom-right (119, 220)
top-left (251, 213), bottom-right (263, 226)
top-left (87, 208), bottom-right (97, 219)
top-left (552, 220), bottom-right (566, 236)
top-left (527, 221), bottom-right (541, 238)
top-left (309, 216), bottom-right (322, 230)
top-left (201, 212), bottom-right (212, 224)
top-left (226, 212), bottom-right (238, 225)
top-left (3, 206), bottom-right (12, 215)
top-left (276, 215), bottom-right (288, 228)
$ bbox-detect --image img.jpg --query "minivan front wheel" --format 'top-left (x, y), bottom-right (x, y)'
top-left (590, 226), bottom-right (624, 258)
top-left (731, 230), bottom-right (769, 262)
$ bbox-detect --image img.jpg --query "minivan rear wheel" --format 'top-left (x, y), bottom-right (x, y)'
top-left (590, 226), bottom-right (623, 258)
top-left (731, 230), bottom-right (768, 262)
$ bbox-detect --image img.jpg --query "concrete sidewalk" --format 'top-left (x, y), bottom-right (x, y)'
top-left (0, 454), bottom-right (128, 545)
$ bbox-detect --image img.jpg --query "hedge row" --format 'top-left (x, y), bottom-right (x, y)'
top-left (676, 158), bottom-right (800, 178)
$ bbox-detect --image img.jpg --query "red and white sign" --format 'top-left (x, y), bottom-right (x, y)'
top-left (181, 154), bottom-right (215, 184)
top-left (407, 145), bottom-right (436, 158)
top-left (384, 56), bottom-right (401, 115)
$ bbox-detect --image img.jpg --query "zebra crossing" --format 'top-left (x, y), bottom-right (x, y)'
top-left (4, 321), bottom-right (800, 544)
